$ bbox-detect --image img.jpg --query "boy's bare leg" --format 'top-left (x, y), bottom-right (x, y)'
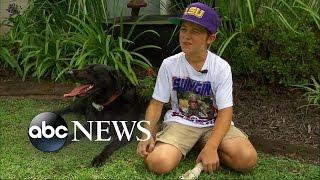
top-left (145, 142), bottom-right (183, 174)
top-left (218, 137), bottom-right (257, 172)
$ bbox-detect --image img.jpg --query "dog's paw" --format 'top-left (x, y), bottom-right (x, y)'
top-left (91, 155), bottom-right (107, 167)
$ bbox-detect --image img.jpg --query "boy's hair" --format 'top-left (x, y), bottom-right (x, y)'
top-left (169, 2), bottom-right (220, 34)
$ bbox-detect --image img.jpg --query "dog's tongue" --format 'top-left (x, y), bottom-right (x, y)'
top-left (64, 84), bottom-right (91, 98)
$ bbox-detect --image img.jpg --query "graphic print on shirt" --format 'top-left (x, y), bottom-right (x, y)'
top-left (172, 76), bottom-right (218, 125)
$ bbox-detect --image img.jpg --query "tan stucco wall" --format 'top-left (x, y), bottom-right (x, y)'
top-left (0, 0), bottom-right (28, 35)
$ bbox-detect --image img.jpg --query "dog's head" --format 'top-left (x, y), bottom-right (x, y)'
top-left (64, 64), bottom-right (126, 101)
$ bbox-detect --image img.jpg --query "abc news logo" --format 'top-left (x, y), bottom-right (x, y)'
top-left (28, 112), bottom-right (150, 152)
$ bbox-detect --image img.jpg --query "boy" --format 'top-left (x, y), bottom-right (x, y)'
top-left (137, 2), bottom-right (257, 174)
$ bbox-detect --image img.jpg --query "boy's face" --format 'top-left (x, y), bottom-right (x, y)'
top-left (179, 21), bottom-right (216, 55)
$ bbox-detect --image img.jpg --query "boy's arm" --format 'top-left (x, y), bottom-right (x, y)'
top-left (207, 62), bottom-right (233, 148)
top-left (196, 106), bottom-right (233, 172)
top-left (143, 98), bottom-right (164, 138)
top-left (137, 98), bottom-right (164, 158)
top-left (206, 107), bottom-right (233, 148)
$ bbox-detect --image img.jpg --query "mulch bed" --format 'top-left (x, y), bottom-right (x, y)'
top-left (1, 66), bottom-right (319, 164)
top-left (233, 82), bottom-right (319, 164)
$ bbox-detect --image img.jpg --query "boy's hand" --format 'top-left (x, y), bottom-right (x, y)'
top-left (137, 136), bottom-right (155, 158)
top-left (196, 144), bottom-right (220, 172)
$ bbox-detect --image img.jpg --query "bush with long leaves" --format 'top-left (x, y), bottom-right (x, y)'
top-left (64, 15), bottom-right (160, 85)
top-left (1, 0), bottom-right (76, 80)
top-left (0, 0), bottom-right (160, 84)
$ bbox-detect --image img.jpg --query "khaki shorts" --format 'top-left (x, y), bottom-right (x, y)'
top-left (156, 121), bottom-right (248, 156)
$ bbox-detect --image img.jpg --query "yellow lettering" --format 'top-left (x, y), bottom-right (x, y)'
top-left (189, 7), bottom-right (197, 14)
top-left (195, 8), bottom-right (204, 18)
top-left (184, 7), bottom-right (189, 15)
top-left (184, 7), bottom-right (205, 18)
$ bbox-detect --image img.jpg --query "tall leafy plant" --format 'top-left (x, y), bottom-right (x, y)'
top-left (1, 0), bottom-right (161, 83)
top-left (64, 15), bottom-right (160, 85)
top-left (261, 0), bottom-right (320, 33)
top-left (65, 0), bottom-right (110, 23)
top-left (1, 0), bottom-right (73, 80)
top-left (19, 14), bottom-right (72, 81)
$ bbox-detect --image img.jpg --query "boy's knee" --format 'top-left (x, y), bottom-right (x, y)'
top-left (233, 148), bottom-right (258, 172)
top-left (145, 153), bottom-right (178, 174)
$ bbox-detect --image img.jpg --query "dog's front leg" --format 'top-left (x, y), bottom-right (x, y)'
top-left (91, 139), bottom-right (131, 167)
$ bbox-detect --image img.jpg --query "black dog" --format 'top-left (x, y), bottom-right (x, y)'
top-left (54, 64), bottom-right (142, 167)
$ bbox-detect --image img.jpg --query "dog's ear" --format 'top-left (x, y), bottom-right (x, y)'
top-left (93, 64), bottom-right (126, 92)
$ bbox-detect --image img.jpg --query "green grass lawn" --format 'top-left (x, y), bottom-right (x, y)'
top-left (0, 97), bottom-right (319, 179)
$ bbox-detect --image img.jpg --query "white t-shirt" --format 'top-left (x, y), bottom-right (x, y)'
top-left (152, 51), bottom-right (233, 127)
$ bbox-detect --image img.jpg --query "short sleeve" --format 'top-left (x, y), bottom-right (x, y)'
top-left (152, 62), bottom-right (170, 103)
top-left (215, 64), bottom-right (233, 110)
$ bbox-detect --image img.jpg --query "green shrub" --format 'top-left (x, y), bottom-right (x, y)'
top-left (0, 0), bottom-right (160, 84)
top-left (227, 17), bottom-right (320, 86)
